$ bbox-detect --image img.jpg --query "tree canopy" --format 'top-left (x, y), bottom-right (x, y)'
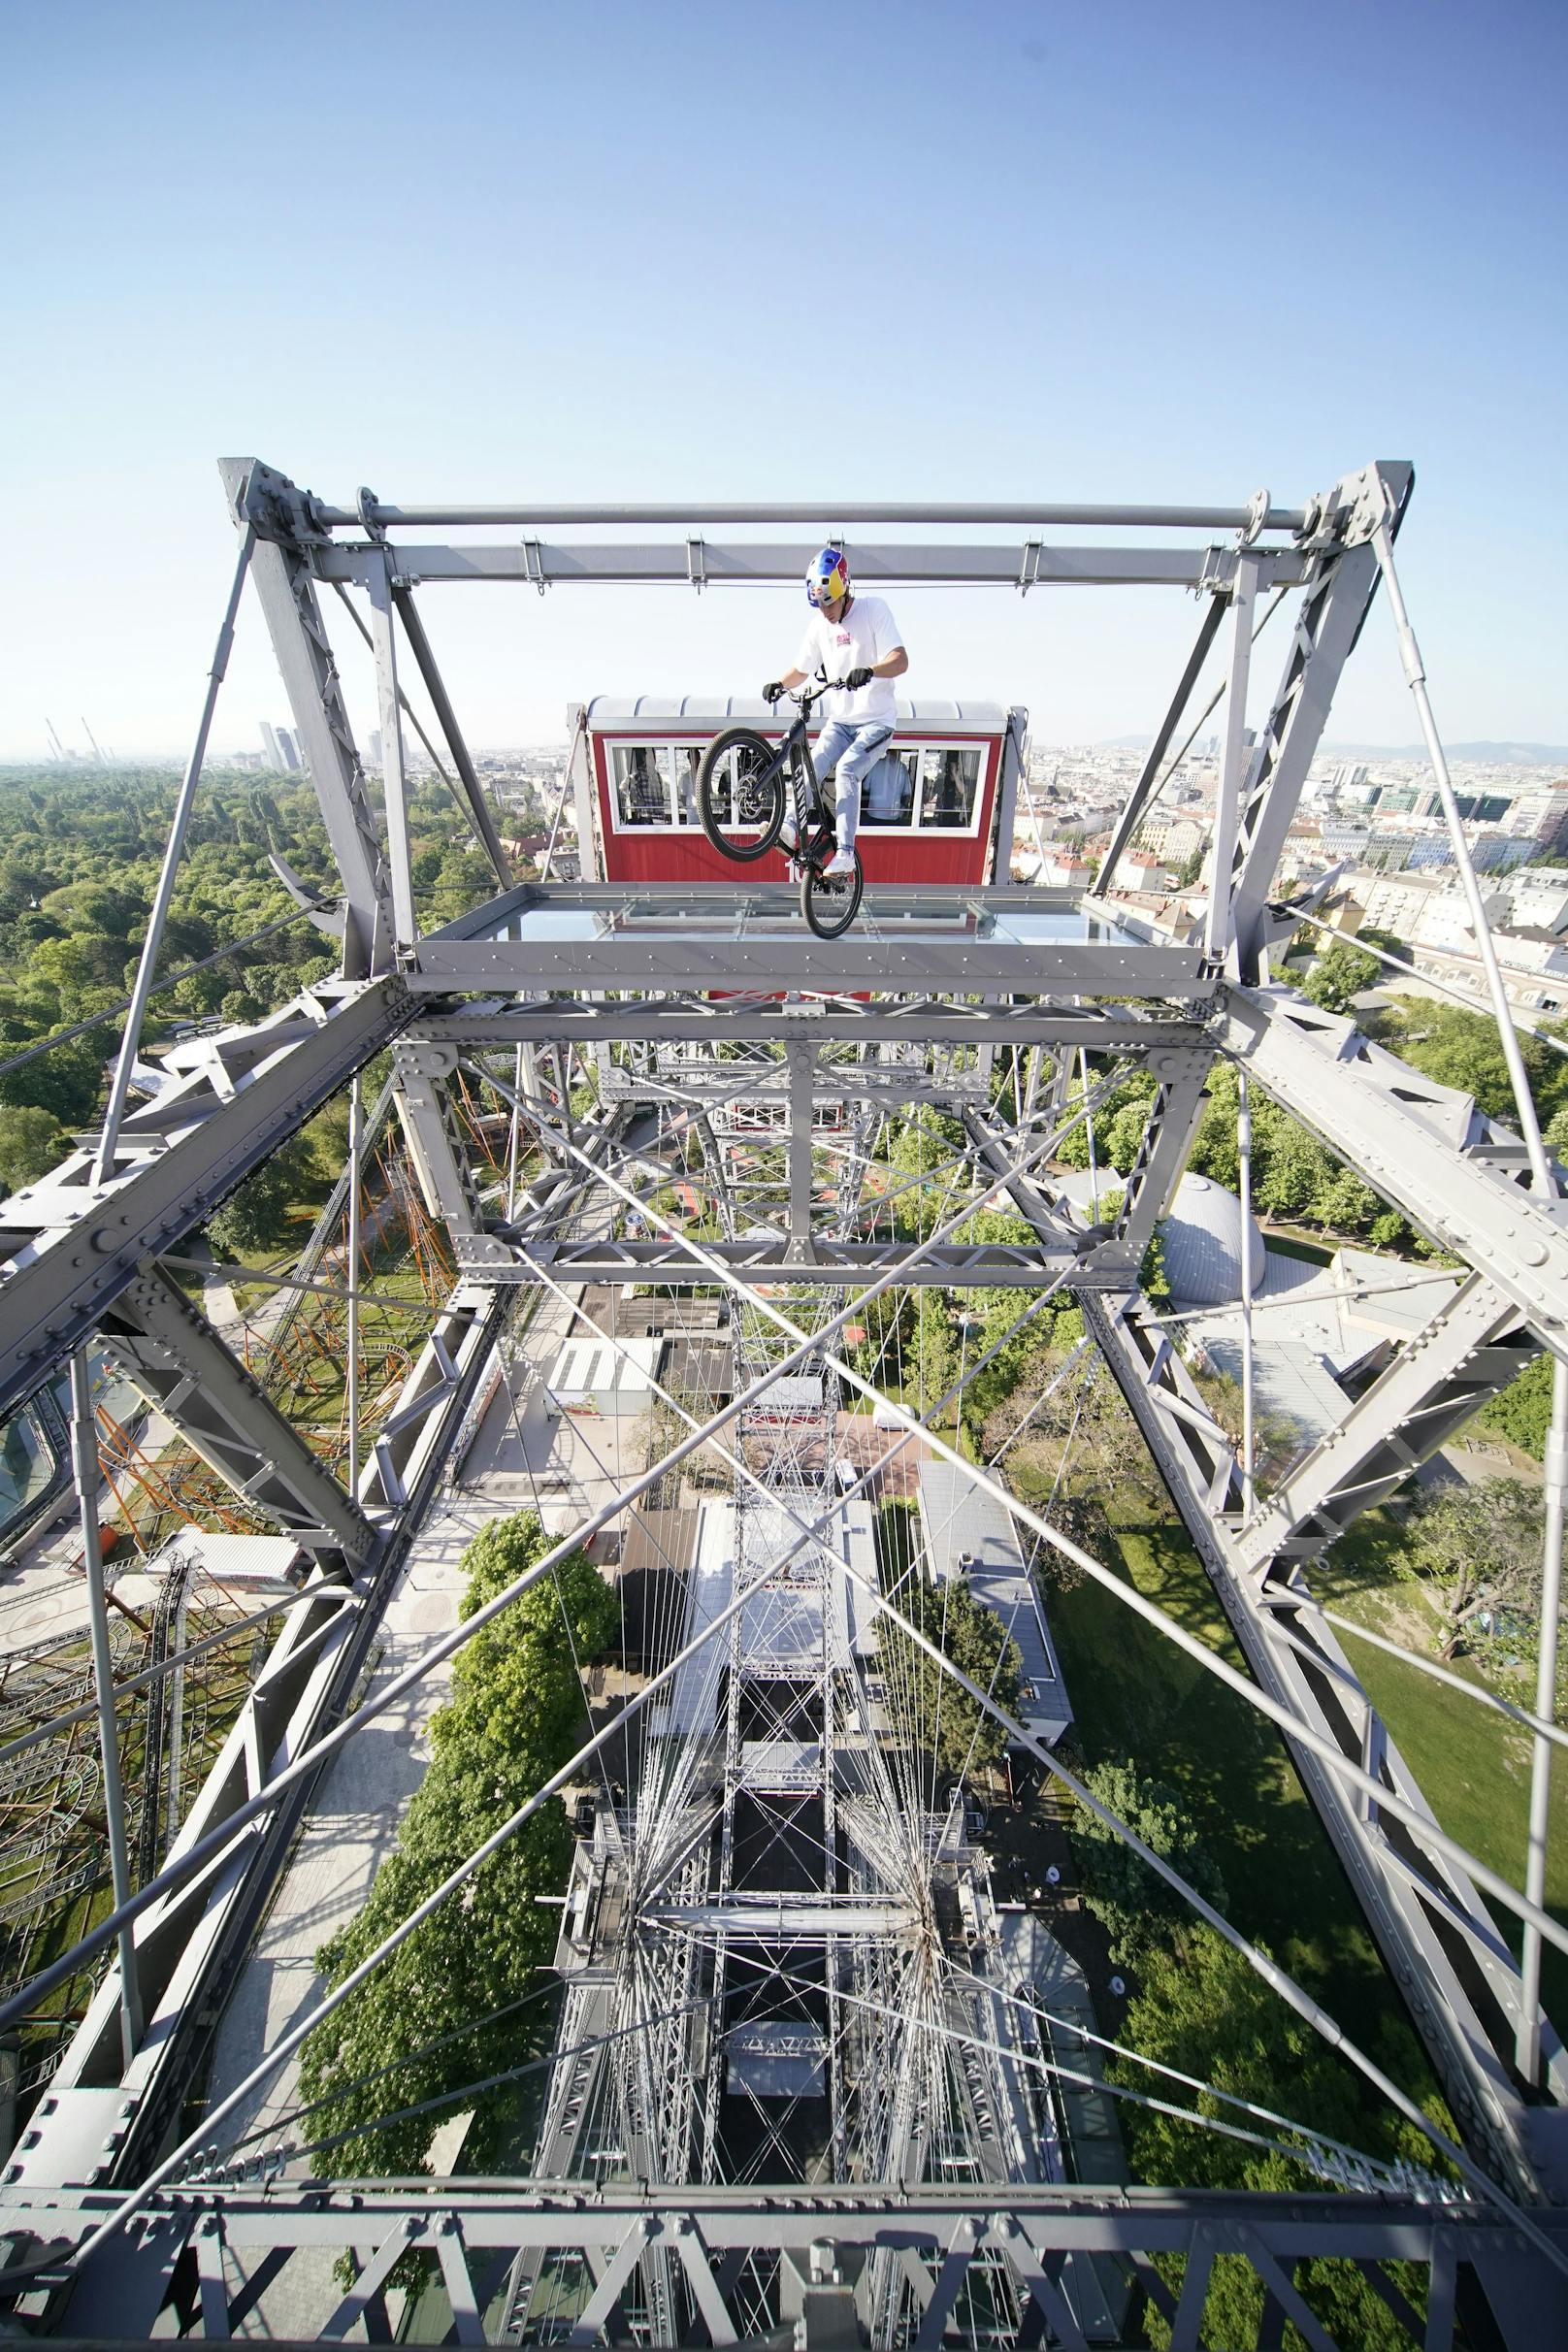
top-left (297, 1514), bottom-right (617, 2176)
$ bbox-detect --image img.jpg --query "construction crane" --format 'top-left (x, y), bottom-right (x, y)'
top-left (80, 716), bottom-right (108, 766)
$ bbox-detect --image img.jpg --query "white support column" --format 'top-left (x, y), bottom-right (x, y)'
top-left (1203, 553), bottom-right (1258, 964)
top-left (1237, 1071), bottom-right (1257, 1518)
top-left (367, 553), bottom-right (419, 956)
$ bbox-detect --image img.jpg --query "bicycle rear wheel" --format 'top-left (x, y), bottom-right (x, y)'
top-left (800, 847), bottom-right (864, 939)
top-left (697, 728), bottom-right (786, 862)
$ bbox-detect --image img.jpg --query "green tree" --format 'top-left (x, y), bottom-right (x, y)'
top-left (1071, 1760), bottom-right (1227, 1958)
top-left (876, 1524), bottom-right (1022, 1783)
top-left (298, 1516), bottom-right (616, 2176)
top-left (1477, 1351), bottom-right (1553, 1458)
top-left (204, 1132), bottom-right (316, 1256)
top-left (1116, 1926), bottom-right (1448, 2351)
top-left (0, 1103), bottom-right (68, 1190)
top-left (1386, 1476), bottom-right (1544, 1661)
top-left (1301, 938), bottom-right (1381, 1014)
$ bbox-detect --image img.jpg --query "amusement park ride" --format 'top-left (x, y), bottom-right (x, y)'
top-left (0, 458), bottom-right (1566, 2346)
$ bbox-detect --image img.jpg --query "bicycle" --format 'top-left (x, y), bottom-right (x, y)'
top-left (695, 673), bottom-right (866, 939)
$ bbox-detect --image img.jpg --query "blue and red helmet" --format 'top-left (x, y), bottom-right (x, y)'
top-left (805, 547), bottom-right (850, 608)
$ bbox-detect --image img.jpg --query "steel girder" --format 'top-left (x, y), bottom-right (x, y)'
top-left (459, 1235), bottom-right (1102, 1287)
top-left (15, 1283), bottom-right (510, 2199)
top-left (1216, 985), bottom-right (1568, 1357)
top-left (413, 1004), bottom-right (1211, 1048)
top-left (962, 1098), bottom-right (1568, 2193)
top-left (1234, 1271), bottom-right (1537, 1578)
top-left (218, 461), bottom-right (393, 977)
top-left (14, 2177), bottom-right (1563, 2349)
top-left (1081, 1290), bottom-right (1568, 2202)
top-left (99, 1262), bottom-right (374, 1559)
top-left (1225, 462), bottom-right (1413, 981)
top-left (309, 537), bottom-right (1313, 594)
top-left (0, 975), bottom-right (415, 1427)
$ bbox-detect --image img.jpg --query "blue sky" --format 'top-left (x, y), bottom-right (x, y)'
top-left (2, 0), bottom-right (1564, 757)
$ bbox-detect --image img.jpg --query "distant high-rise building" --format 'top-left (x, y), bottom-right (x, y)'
top-left (368, 729), bottom-right (383, 768)
top-left (275, 726), bottom-right (301, 771)
top-left (259, 722), bottom-right (285, 775)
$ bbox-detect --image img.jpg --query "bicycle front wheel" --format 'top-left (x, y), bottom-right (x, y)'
top-left (697, 728), bottom-right (786, 862)
top-left (800, 847), bottom-right (865, 939)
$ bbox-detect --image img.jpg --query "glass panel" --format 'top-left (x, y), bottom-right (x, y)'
top-left (920, 747), bottom-right (981, 829)
top-left (861, 747), bottom-right (919, 827)
top-left (611, 745), bottom-right (671, 827)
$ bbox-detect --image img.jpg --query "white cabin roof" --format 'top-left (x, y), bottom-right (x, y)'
top-left (581, 696), bottom-right (1010, 731)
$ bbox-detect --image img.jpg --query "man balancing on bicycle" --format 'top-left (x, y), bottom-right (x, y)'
top-left (763, 549), bottom-right (907, 877)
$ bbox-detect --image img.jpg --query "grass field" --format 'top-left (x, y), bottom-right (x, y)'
top-left (1316, 1512), bottom-right (1568, 2023)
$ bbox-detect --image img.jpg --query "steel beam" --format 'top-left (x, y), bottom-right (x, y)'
top-left (1235, 1273), bottom-right (1535, 1578)
top-left (1084, 1290), bottom-right (1568, 2203)
top-left (416, 1004), bottom-right (1208, 1047)
top-left (389, 583), bottom-right (512, 886)
top-left (0, 975), bottom-right (414, 1426)
top-left (459, 1234), bottom-right (1097, 1286)
top-left (1226, 463), bottom-right (1412, 981)
top-left (218, 460), bottom-right (392, 976)
top-left (100, 1261), bottom-right (374, 1558)
top-left (22, 2179), bottom-right (1565, 2352)
top-left (1091, 593), bottom-right (1228, 898)
top-left (311, 539), bottom-right (1312, 593)
top-left (1216, 984), bottom-right (1568, 1357)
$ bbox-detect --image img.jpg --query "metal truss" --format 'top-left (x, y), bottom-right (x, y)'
top-left (5, 459), bottom-right (1568, 2350)
top-left (98, 1263), bottom-right (374, 1559)
top-left (7, 2178), bottom-right (1560, 2350)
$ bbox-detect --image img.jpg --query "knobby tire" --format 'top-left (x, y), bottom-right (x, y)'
top-left (697, 727), bottom-right (786, 863)
top-left (800, 847), bottom-right (865, 940)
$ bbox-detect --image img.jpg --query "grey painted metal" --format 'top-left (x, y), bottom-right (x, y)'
top-left (413, 901), bottom-right (1209, 998)
top-left (346, 1074), bottom-right (363, 1498)
top-left (93, 529), bottom-right (255, 1185)
top-left (99, 1261), bottom-right (374, 1558)
top-left (391, 1041), bottom-right (488, 1238)
top-left (416, 1002), bottom-right (1208, 1047)
top-left (292, 493), bottom-right (1314, 529)
top-left (390, 581), bottom-right (513, 887)
top-left (218, 461), bottom-right (391, 977)
top-left (14, 1286), bottom-right (507, 2194)
top-left (994, 706), bottom-right (1027, 879)
top-left (1233, 1273), bottom-right (1533, 1577)
top-left (13, 2179), bottom-right (1565, 2351)
top-left (1090, 592), bottom-right (1227, 898)
top-left (1520, 1358), bottom-right (1568, 2084)
top-left (367, 552), bottom-right (419, 953)
top-left (456, 1234), bottom-right (1100, 1286)
top-left (0, 975), bottom-right (413, 1426)
top-left (68, 1348), bottom-right (143, 2070)
top-left (1225, 472), bottom-right (1410, 979)
top-left (787, 1044), bottom-right (813, 1251)
top-left (1082, 1288), bottom-right (1568, 2202)
top-left (312, 538), bottom-right (1312, 594)
top-left (1202, 551), bottom-right (1258, 963)
top-left (1216, 985), bottom-right (1568, 1356)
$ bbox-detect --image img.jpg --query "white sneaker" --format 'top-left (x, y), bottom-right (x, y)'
top-left (824, 848), bottom-right (857, 878)
top-left (779, 816), bottom-right (798, 852)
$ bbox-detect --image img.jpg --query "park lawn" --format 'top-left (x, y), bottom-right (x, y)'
top-left (1046, 1505), bottom-right (1442, 2093)
top-left (1317, 1513), bottom-right (1568, 2023)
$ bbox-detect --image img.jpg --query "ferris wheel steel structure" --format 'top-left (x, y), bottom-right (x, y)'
top-left (0, 458), bottom-right (1566, 2346)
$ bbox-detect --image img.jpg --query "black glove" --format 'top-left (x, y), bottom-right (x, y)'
top-left (842, 667), bottom-right (872, 691)
top-left (762, 679), bottom-right (785, 704)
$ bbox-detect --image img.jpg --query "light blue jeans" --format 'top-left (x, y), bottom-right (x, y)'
top-left (812, 719), bottom-right (895, 850)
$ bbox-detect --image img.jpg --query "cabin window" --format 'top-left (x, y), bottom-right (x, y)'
top-left (861, 748), bottom-right (919, 827)
top-left (920, 747), bottom-right (981, 829)
top-left (612, 745), bottom-right (671, 827)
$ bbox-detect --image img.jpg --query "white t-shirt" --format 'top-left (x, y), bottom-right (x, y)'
top-left (796, 594), bottom-right (904, 725)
